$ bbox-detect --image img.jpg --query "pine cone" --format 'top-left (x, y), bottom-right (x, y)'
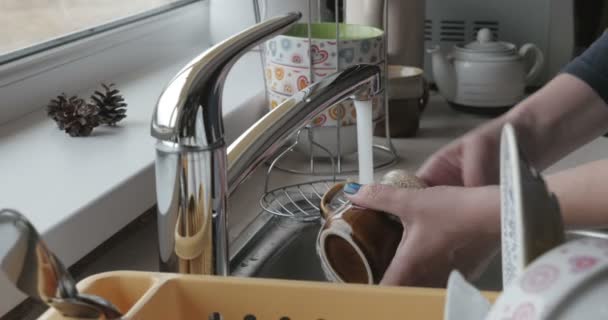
top-left (59, 99), bottom-right (99, 137)
top-left (91, 83), bottom-right (127, 126)
top-left (46, 93), bottom-right (100, 137)
top-left (46, 93), bottom-right (81, 130)
top-left (64, 102), bottom-right (100, 137)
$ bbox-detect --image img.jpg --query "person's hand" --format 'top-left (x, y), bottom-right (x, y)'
top-left (343, 182), bottom-right (501, 287)
top-left (419, 73), bottom-right (608, 188)
top-left (417, 118), bottom-right (505, 187)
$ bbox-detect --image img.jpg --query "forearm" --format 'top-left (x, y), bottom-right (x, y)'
top-left (512, 31), bottom-right (608, 169)
top-left (547, 159), bottom-right (608, 229)
top-left (453, 74), bottom-right (608, 186)
top-left (508, 74), bottom-right (608, 170)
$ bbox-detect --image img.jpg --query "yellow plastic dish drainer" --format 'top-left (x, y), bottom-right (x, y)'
top-left (38, 271), bottom-right (498, 319)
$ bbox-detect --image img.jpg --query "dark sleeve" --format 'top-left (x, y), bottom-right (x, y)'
top-left (563, 31), bottom-right (608, 105)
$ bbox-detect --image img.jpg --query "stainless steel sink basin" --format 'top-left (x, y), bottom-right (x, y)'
top-left (230, 210), bottom-right (607, 292)
top-left (230, 212), bottom-right (504, 290)
top-left (231, 214), bottom-right (327, 281)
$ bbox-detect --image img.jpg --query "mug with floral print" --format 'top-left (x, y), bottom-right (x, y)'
top-left (263, 23), bottom-right (385, 128)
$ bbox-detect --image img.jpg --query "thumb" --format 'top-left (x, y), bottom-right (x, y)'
top-left (343, 183), bottom-right (417, 217)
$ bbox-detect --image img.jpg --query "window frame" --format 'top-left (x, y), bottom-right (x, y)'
top-left (0, 0), bottom-right (200, 65)
top-left (0, 0), bottom-right (210, 124)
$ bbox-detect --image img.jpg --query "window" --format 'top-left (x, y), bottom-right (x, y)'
top-left (0, 0), bottom-right (198, 64)
top-left (0, 0), bottom-right (209, 123)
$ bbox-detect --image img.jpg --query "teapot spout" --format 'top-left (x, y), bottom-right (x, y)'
top-left (428, 46), bottom-right (457, 101)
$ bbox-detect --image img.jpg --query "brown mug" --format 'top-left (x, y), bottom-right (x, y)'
top-left (317, 172), bottom-right (427, 284)
top-left (317, 182), bottom-right (403, 284)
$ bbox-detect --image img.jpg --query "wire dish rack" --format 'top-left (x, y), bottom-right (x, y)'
top-left (255, 0), bottom-right (397, 221)
top-left (260, 180), bottom-right (342, 222)
top-left (259, 130), bottom-right (342, 221)
top-left (271, 126), bottom-right (399, 176)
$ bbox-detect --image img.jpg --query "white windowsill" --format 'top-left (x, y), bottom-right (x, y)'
top-left (0, 49), bottom-right (264, 254)
top-left (0, 50), bottom-right (264, 315)
top-left (0, 2), bottom-right (264, 313)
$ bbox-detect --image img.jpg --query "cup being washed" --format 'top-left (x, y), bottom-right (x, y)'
top-left (317, 170), bottom-right (426, 284)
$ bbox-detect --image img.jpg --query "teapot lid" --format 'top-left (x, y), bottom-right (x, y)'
top-left (456, 28), bottom-right (516, 56)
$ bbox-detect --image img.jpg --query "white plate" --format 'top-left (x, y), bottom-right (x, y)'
top-left (499, 123), bottom-right (564, 288)
top-left (499, 123), bottom-right (526, 288)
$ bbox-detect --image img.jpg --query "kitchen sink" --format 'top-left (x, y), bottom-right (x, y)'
top-left (231, 214), bottom-right (327, 281)
top-left (230, 211), bottom-right (608, 292)
top-left (230, 212), bottom-right (504, 290)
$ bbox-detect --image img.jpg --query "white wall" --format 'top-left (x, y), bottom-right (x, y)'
top-left (209, 0), bottom-right (257, 44)
top-left (208, 0), bottom-right (326, 44)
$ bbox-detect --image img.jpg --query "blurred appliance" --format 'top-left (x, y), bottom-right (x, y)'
top-left (424, 0), bottom-right (575, 86)
top-left (573, 0), bottom-right (608, 55)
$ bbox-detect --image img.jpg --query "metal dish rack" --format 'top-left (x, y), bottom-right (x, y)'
top-left (254, 0), bottom-right (396, 221)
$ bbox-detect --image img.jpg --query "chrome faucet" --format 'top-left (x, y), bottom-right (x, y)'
top-left (151, 12), bottom-right (382, 275)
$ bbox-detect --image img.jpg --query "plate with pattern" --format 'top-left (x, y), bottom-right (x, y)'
top-left (499, 123), bottom-right (564, 288)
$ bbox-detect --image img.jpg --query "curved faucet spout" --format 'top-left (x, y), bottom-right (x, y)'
top-left (152, 12), bottom-right (301, 148)
top-left (227, 64), bottom-right (382, 194)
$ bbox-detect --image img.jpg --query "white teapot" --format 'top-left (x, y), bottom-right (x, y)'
top-left (429, 28), bottom-right (544, 109)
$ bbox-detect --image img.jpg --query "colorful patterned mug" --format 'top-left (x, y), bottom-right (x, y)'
top-left (264, 23), bottom-right (385, 135)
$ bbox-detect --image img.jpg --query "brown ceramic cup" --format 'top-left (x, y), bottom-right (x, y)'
top-left (317, 182), bottom-right (403, 284)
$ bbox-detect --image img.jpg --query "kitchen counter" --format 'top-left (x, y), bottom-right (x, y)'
top-left (5, 91), bottom-right (608, 319)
